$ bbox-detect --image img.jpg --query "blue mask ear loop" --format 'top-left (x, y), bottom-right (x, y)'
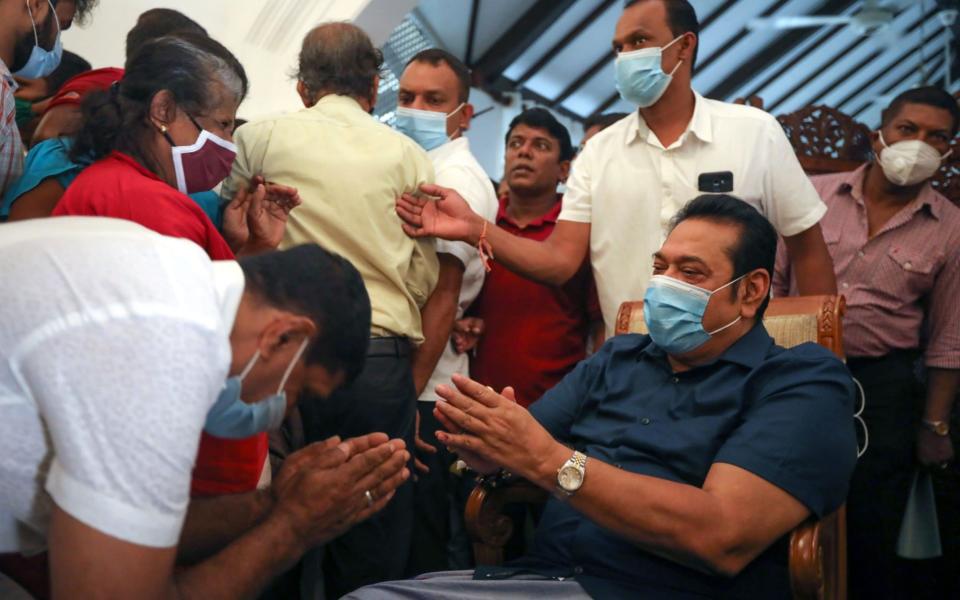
top-left (703, 273), bottom-right (748, 335)
top-left (275, 338), bottom-right (309, 395)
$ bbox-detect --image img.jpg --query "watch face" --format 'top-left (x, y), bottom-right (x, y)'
top-left (558, 465), bottom-right (584, 491)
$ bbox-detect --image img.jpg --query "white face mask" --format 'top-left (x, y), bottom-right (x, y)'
top-left (877, 131), bottom-right (950, 187)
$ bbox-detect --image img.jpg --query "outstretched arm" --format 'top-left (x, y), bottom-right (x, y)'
top-left (397, 184), bottom-right (590, 286)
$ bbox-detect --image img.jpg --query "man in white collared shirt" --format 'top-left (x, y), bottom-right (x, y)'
top-left (0, 216), bottom-right (409, 599)
top-left (395, 48), bottom-right (498, 575)
top-left (396, 0), bottom-right (837, 336)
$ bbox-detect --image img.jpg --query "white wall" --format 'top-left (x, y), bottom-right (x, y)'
top-left (61, 0), bottom-right (414, 120)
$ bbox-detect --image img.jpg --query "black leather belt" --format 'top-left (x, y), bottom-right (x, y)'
top-left (368, 336), bottom-right (411, 358)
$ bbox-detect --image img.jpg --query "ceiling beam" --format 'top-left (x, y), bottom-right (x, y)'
top-left (470, 0), bottom-right (577, 82)
top-left (702, 0), bottom-right (857, 101)
top-left (767, 5), bottom-right (935, 113)
top-left (833, 26), bottom-right (942, 113)
top-left (515, 85), bottom-right (593, 122)
top-left (465, 0), bottom-right (481, 65)
top-left (695, 0), bottom-right (795, 76)
top-left (849, 54), bottom-right (946, 121)
top-left (515, 0), bottom-right (618, 85)
top-left (698, 0), bottom-right (741, 32)
top-left (740, 21), bottom-right (850, 102)
top-left (550, 50), bottom-right (615, 108)
top-left (765, 38), bottom-right (878, 113)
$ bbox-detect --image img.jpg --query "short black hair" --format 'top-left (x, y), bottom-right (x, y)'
top-left (670, 194), bottom-right (776, 318)
top-left (70, 0), bottom-right (99, 26)
top-left (624, 0), bottom-right (700, 70)
top-left (406, 48), bottom-right (471, 103)
top-left (881, 86), bottom-right (960, 138)
top-left (505, 107), bottom-right (574, 162)
top-left (125, 8), bottom-right (208, 60)
top-left (584, 112), bottom-right (629, 132)
top-left (239, 244), bottom-right (371, 385)
top-left (43, 50), bottom-right (91, 95)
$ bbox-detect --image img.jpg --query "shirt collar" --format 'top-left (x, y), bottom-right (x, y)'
top-left (640, 322), bottom-right (774, 370)
top-left (210, 260), bottom-right (246, 333)
top-left (312, 94), bottom-right (365, 113)
top-left (496, 194), bottom-right (563, 228)
top-left (0, 59), bottom-right (16, 90)
top-left (428, 136), bottom-right (469, 161)
top-left (626, 91), bottom-right (712, 148)
top-left (840, 163), bottom-right (946, 220)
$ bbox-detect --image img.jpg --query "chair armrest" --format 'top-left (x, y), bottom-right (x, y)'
top-left (789, 506), bottom-right (847, 600)
top-left (465, 473), bottom-right (549, 566)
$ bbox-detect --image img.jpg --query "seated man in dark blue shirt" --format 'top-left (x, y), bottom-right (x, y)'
top-left (347, 195), bottom-right (858, 599)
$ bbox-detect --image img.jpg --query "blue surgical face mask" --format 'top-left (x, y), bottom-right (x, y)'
top-left (15, 0), bottom-right (62, 80)
top-left (395, 103), bottom-right (465, 151)
top-left (614, 35), bottom-right (683, 108)
top-left (643, 274), bottom-right (745, 355)
top-left (204, 338), bottom-right (309, 439)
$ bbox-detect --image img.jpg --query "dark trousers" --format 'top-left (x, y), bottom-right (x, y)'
top-left (846, 351), bottom-right (923, 599)
top-left (298, 337), bottom-right (416, 599)
top-left (406, 402), bottom-right (457, 576)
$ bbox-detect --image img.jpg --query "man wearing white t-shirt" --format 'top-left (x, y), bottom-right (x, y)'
top-left (395, 48), bottom-right (499, 575)
top-left (0, 217), bottom-right (410, 598)
top-left (396, 0), bottom-right (836, 336)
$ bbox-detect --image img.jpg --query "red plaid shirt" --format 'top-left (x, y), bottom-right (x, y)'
top-left (774, 164), bottom-right (960, 368)
top-left (0, 61), bottom-right (24, 201)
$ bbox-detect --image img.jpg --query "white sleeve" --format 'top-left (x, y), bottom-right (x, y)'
top-left (435, 165), bottom-right (494, 267)
top-left (558, 150), bottom-right (593, 223)
top-left (16, 316), bottom-right (226, 548)
top-left (761, 117), bottom-right (827, 237)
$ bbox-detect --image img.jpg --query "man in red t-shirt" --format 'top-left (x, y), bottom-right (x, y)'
top-left (462, 108), bottom-right (603, 408)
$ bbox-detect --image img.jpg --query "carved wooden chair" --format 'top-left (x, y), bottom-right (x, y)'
top-left (466, 296), bottom-right (849, 600)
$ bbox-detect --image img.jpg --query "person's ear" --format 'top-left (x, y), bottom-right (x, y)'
top-left (870, 129), bottom-right (884, 156)
top-left (739, 270), bottom-right (770, 320)
top-left (257, 314), bottom-right (317, 360)
top-left (369, 75), bottom-right (381, 111)
top-left (26, 0), bottom-right (49, 24)
top-left (296, 80), bottom-right (315, 108)
top-left (675, 32), bottom-right (696, 71)
top-left (558, 159), bottom-right (572, 183)
top-left (459, 102), bottom-right (474, 133)
top-left (148, 90), bottom-right (178, 132)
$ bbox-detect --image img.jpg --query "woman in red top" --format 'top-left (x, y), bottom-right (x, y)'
top-left (54, 33), bottom-right (298, 496)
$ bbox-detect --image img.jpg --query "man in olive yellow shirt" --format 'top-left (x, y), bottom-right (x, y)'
top-left (223, 22), bottom-right (438, 598)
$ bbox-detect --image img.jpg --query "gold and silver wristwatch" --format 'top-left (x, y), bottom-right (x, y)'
top-left (556, 451), bottom-right (587, 498)
top-left (921, 419), bottom-right (950, 436)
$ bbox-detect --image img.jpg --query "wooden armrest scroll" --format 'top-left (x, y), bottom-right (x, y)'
top-left (789, 506), bottom-right (846, 600)
top-left (465, 475), bottom-right (549, 566)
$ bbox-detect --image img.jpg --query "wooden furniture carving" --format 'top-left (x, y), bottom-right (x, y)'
top-left (930, 134), bottom-right (959, 206)
top-left (467, 296), bottom-right (849, 600)
top-left (776, 105), bottom-right (873, 175)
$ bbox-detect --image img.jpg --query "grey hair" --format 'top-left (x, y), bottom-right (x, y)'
top-left (296, 22), bottom-right (383, 101)
top-left (163, 35), bottom-right (246, 109)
